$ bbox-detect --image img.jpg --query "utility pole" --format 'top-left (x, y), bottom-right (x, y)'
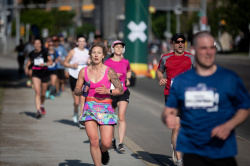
top-left (200, 0), bottom-right (207, 30)
top-left (15, 3), bottom-right (20, 45)
top-left (1, 0), bottom-right (8, 53)
top-left (167, 0), bottom-right (171, 36)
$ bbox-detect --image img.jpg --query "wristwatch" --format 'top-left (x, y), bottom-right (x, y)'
top-left (110, 89), bottom-right (112, 94)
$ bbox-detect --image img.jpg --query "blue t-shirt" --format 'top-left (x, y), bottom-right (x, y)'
top-left (48, 50), bottom-right (59, 71)
top-left (166, 66), bottom-right (250, 159)
top-left (55, 45), bottom-right (67, 69)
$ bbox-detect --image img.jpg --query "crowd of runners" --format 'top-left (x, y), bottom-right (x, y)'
top-left (17, 31), bottom-right (250, 166)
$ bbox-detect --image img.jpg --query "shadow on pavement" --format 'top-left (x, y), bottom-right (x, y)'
top-left (135, 151), bottom-right (175, 166)
top-left (19, 111), bottom-right (37, 119)
top-left (58, 160), bottom-right (94, 166)
top-left (54, 119), bottom-right (80, 127)
top-left (0, 68), bottom-right (28, 88)
top-left (83, 139), bottom-right (90, 143)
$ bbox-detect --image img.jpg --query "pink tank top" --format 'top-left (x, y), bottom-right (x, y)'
top-left (84, 66), bottom-right (111, 98)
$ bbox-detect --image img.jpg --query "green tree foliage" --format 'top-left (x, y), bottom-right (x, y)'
top-left (208, 0), bottom-right (250, 38)
top-left (76, 24), bottom-right (95, 36)
top-left (17, 9), bottom-right (75, 37)
top-left (151, 11), bottom-right (176, 39)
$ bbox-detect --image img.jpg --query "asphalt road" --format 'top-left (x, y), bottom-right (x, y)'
top-left (125, 56), bottom-right (250, 166)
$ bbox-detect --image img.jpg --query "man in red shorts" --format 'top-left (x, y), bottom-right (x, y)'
top-left (157, 33), bottom-right (195, 166)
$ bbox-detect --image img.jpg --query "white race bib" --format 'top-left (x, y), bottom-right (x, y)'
top-left (34, 57), bottom-right (44, 66)
top-left (185, 83), bottom-right (219, 112)
top-left (48, 62), bottom-right (56, 68)
top-left (185, 90), bottom-right (214, 108)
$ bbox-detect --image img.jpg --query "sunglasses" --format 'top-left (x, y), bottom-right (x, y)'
top-left (174, 40), bottom-right (185, 44)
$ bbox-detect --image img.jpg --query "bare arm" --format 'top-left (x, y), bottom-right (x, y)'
top-left (211, 109), bottom-right (250, 140)
top-left (74, 68), bottom-right (85, 96)
top-left (109, 68), bottom-right (124, 95)
top-left (162, 106), bottom-right (178, 129)
top-left (125, 70), bottom-right (132, 86)
top-left (63, 50), bottom-right (77, 68)
top-left (156, 69), bottom-right (167, 86)
top-left (25, 59), bottom-right (31, 75)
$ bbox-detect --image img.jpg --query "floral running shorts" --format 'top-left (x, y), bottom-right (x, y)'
top-left (79, 98), bottom-right (118, 125)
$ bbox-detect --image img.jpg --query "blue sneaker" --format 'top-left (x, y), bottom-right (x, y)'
top-left (50, 95), bottom-right (55, 100)
top-left (45, 90), bottom-right (50, 99)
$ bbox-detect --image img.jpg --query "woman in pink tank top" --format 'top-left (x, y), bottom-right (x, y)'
top-left (74, 42), bottom-right (124, 166)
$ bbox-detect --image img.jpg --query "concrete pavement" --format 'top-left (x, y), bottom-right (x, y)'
top-left (0, 53), bottom-right (148, 166)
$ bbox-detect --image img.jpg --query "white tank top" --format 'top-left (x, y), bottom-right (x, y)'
top-left (68, 47), bottom-right (89, 79)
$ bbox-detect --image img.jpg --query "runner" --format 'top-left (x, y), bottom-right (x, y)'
top-left (157, 33), bottom-right (195, 166)
top-left (53, 36), bottom-right (68, 96)
top-left (24, 36), bottom-right (35, 87)
top-left (63, 35), bottom-right (90, 127)
top-left (162, 31), bottom-right (250, 166)
top-left (25, 38), bottom-right (53, 118)
top-left (74, 42), bottom-right (124, 166)
top-left (104, 40), bottom-right (131, 152)
top-left (15, 39), bottom-right (25, 78)
top-left (46, 41), bottom-right (59, 100)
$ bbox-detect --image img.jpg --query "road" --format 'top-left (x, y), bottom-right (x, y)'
top-left (124, 56), bottom-right (250, 166)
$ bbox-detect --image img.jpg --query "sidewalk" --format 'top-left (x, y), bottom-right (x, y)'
top-left (0, 53), bottom-right (147, 166)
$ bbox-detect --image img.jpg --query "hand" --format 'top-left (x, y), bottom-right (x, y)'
top-left (95, 84), bottom-right (108, 94)
top-left (40, 63), bottom-right (46, 67)
top-left (165, 114), bottom-right (177, 129)
top-left (83, 86), bottom-right (90, 93)
top-left (126, 79), bottom-right (130, 87)
top-left (159, 78), bottom-right (167, 86)
top-left (117, 73), bottom-right (123, 78)
top-left (211, 122), bottom-right (233, 140)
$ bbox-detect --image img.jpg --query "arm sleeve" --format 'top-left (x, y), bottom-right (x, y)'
top-left (157, 57), bottom-right (165, 71)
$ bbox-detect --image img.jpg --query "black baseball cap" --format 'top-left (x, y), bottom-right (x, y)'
top-left (171, 33), bottom-right (185, 43)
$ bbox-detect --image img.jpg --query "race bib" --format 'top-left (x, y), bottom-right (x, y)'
top-left (34, 57), bottom-right (44, 66)
top-left (185, 83), bottom-right (219, 111)
top-left (48, 62), bottom-right (56, 68)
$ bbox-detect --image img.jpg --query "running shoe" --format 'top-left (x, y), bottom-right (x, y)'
top-left (118, 143), bottom-right (125, 152)
top-left (72, 113), bottom-right (78, 123)
top-left (79, 124), bottom-right (85, 129)
top-left (40, 106), bottom-right (46, 115)
top-left (36, 111), bottom-right (42, 119)
top-left (176, 159), bottom-right (183, 166)
top-left (26, 80), bottom-right (32, 87)
top-left (101, 150), bottom-right (110, 165)
top-left (171, 144), bottom-right (177, 164)
top-left (50, 95), bottom-right (55, 100)
top-left (45, 90), bottom-right (50, 99)
top-left (110, 139), bottom-right (117, 150)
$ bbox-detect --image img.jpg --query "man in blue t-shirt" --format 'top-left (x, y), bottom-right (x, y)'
top-left (162, 31), bottom-right (250, 166)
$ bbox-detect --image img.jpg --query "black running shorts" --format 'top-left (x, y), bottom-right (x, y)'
top-left (69, 75), bottom-right (77, 91)
top-left (57, 69), bottom-right (65, 80)
top-left (111, 89), bottom-right (130, 109)
top-left (32, 69), bottom-right (50, 83)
